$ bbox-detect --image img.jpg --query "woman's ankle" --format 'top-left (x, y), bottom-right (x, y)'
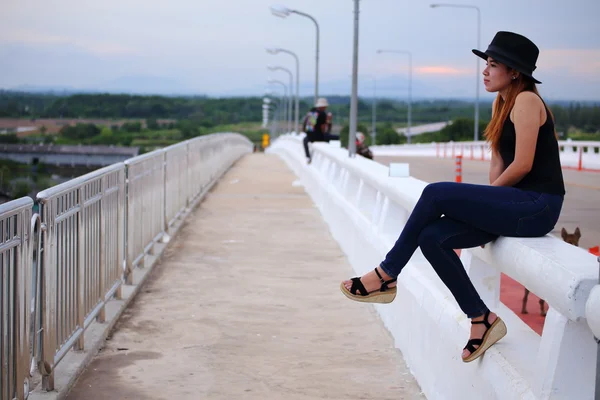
top-left (376, 265), bottom-right (395, 281)
top-left (470, 311), bottom-right (496, 322)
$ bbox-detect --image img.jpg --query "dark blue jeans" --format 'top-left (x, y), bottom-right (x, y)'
top-left (379, 182), bottom-right (564, 318)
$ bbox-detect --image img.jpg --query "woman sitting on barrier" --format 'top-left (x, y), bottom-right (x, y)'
top-left (340, 31), bottom-right (565, 363)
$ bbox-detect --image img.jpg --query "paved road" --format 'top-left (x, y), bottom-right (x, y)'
top-left (66, 154), bottom-right (424, 400)
top-left (376, 156), bottom-right (600, 250)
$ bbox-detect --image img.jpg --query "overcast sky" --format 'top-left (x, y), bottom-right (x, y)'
top-left (1, 0), bottom-right (599, 100)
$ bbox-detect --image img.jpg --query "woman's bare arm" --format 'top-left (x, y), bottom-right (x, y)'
top-left (491, 92), bottom-right (543, 187)
top-left (487, 98), bottom-right (503, 184)
top-left (489, 149), bottom-right (504, 184)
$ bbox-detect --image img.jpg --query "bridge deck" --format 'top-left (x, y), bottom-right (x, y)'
top-left (66, 154), bottom-right (424, 400)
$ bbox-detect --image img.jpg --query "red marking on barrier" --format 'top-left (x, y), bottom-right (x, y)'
top-left (437, 153), bottom-right (600, 173)
top-left (589, 246), bottom-right (599, 256)
top-left (455, 155), bottom-right (463, 183)
top-left (562, 166), bottom-right (600, 173)
top-left (578, 147), bottom-right (583, 171)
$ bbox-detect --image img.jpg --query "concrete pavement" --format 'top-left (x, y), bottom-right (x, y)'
top-left (65, 154), bottom-right (424, 400)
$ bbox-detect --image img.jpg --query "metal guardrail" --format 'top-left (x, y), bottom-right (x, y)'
top-left (36, 163), bottom-right (125, 390)
top-left (1, 133), bottom-right (253, 398)
top-left (124, 151), bottom-right (165, 280)
top-left (164, 142), bottom-right (189, 230)
top-left (0, 197), bottom-right (33, 400)
top-left (187, 136), bottom-right (213, 205)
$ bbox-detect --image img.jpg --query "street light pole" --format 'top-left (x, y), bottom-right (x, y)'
top-left (268, 66), bottom-right (294, 134)
top-left (268, 80), bottom-right (289, 137)
top-left (266, 95), bottom-right (279, 136)
top-left (372, 76), bottom-right (377, 144)
top-left (266, 48), bottom-right (300, 135)
top-left (350, 74), bottom-right (377, 144)
top-left (348, 0), bottom-right (360, 157)
top-left (270, 5), bottom-right (320, 103)
top-left (377, 49), bottom-right (412, 144)
top-left (430, 3), bottom-right (481, 141)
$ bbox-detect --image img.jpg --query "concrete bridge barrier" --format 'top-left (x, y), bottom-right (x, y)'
top-left (268, 134), bottom-right (599, 400)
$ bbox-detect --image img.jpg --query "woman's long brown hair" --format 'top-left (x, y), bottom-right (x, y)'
top-left (484, 72), bottom-right (556, 152)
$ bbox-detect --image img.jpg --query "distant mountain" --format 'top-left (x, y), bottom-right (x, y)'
top-left (2, 83), bottom-right (598, 105)
top-left (9, 85), bottom-right (86, 95)
top-left (100, 75), bottom-right (197, 96)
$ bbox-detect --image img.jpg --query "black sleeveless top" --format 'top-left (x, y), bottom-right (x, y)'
top-left (498, 103), bottom-right (566, 196)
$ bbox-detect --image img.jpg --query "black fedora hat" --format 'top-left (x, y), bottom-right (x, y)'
top-left (473, 31), bottom-right (542, 84)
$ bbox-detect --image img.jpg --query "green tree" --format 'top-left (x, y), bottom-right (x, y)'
top-left (59, 123), bottom-right (100, 140)
top-left (376, 123), bottom-right (406, 145)
top-left (121, 121), bottom-right (142, 133)
top-left (146, 118), bottom-right (159, 130)
top-left (12, 181), bottom-right (32, 198)
top-left (0, 165), bottom-right (11, 189)
top-left (0, 133), bottom-right (19, 143)
top-left (177, 120), bottom-right (199, 139)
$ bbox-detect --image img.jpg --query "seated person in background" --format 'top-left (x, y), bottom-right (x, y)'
top-left (303, 98), bottom-right (329, 163)
top-left (356, 132), bottom-right (373, 159)
top-left (324, 111), bottom-right (339, 141)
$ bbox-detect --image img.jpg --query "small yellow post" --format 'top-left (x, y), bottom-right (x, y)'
top-left (262, 133), bottom-right (270, 150)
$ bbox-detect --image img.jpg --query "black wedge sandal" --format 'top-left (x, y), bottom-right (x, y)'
top-left (462, 310), bottom-right (507, 363)
top-left (339, 268), bottom-right (398, 304)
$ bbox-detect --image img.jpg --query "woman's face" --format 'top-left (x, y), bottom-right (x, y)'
top-left (482, 57), bottom-right (515, 93)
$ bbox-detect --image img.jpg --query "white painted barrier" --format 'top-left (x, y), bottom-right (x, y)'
top-left (267, 135), bottom-right (599, 400)
top-left (372, 140), bottom-right (600, 171)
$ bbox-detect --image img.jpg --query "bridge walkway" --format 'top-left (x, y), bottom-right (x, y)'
top-left (65, 153), bottom-right (424, 400)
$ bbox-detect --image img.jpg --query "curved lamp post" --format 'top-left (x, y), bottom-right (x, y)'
top-left (264, 91), bottom-right (282, 137)
top-left (266, 47), bottom-right (300, 135)
top-left (268, 65), bottom-right (294, 135)
top-left (270, 4), bottom-right (320, 104)
top-left (268, 79), bottom-right (290, 136)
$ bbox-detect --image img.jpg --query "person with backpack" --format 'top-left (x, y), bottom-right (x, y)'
top-left (302, 98), bottom-right (329, 164)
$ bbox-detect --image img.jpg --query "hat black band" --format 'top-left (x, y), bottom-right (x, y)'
top-left (486, 46), bottom-right (536, 75)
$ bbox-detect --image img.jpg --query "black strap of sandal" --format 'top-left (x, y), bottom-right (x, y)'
top-left (349, 277), bottom-right (369, 296)
top-left (471, 310), bottom-right (492, 329)
top-left (374, 268), bottom-right (397, 292)
top-left (464, 338), bottom-right (483, 354)
top-left (464, 311), bottom-right (492, 353)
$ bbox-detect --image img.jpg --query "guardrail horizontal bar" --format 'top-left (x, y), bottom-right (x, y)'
top-left (0, 236), bottom-right (21, 253)
top-left (38, 163), bottom-right (124, 201)
top-left (54, 205), bottom-right (81, 224)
